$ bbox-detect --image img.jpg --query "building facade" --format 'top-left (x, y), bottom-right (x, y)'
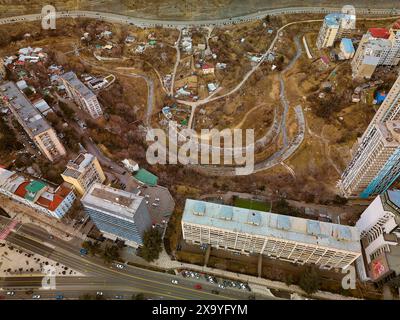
top-left (0, 81), bottom-right (66, 162)
top-left (61, 153), bottom-right (106, 195)
top-left (0, 167), bottom-right (76, 219)
top-left (60, 71), bottom-right (103, 119)
top-left (340, 74), bottom-right (400, 198)
top-left (316, 12), bottom-right (356, 49)
top-left (182, 199), bottom-right (361, 270)
top-left (81, 183), bottom-right (151, 247)
top-left (355, 190), bottom-right (400, 286)
top-left (352, 24), bottom-right (400, 79)
top-left (340, 121), bottom-right (400, 198)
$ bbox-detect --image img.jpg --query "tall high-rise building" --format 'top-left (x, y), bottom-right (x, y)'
top-left (182, 199), bottom-right (361, 270)
top-left (355, 189), bottom-right (400, 285)
top-left (81, 183), bottom-right (151, 247)
top-left (60, 71), bottom-right (103, 119)
top-left (352, 23), bottom-right (400, 79)
top-left (61, 153), bottom-right (106, 195)
top-left (340, 121), bottom-right (400, 198)
top-left (316, 12), bottom-right (356, 49)
top-left (340, 74), bottom-right (400, 198)
top-left (0, 82), bottom-right (66, 162)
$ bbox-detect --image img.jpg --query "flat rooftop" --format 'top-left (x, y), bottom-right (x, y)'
top-left (63, 153), bottom-right (95, 178)
top-left (81, 183), bottom-right (145, 221)
top-left (0, 81), bottom-right (51, 136)
top-left (60, 71), bottom-right (96, 100)
top-left (325, 13), bottom-right (355, 28)
top-left (182, 199), bottom-right (361, 253)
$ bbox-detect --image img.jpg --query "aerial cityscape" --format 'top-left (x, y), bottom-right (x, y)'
top-left (1, 0), bottom-right (400, 304)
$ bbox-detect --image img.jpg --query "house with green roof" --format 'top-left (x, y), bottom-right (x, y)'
top-left (24, 180), bottom-right (47, 202)
top-left (134, 169), bottom-right (158, 186)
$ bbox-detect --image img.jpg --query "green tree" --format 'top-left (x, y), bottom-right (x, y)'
top-left (131, 293), bottom-right (145, 300)
top-left (332, 195), bottom-right (348, 205)
top-left (81, 240), bottom-right (102, 256)
top-left (284, 274), bottom-right (294, 287)
top-left (59, 101), bottom-right (75, 119)
top-left (101, 244), bottom-right (120, 263)
top-left (140, 229), bottom-right (163, 262)
top-left (0, 117), bottom-right (23, 153)
top-left (298, 266), bottom-right (321, 295)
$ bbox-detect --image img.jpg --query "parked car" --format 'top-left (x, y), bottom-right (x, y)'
top-left (171, 279), bottom-right (179, 285)
top-left (6, 292), bottom-right (15, 296)
top-left (194, 284), bottom-right (202, 290)
top-left (96, 291), bottom-right (103, 296)
top-left (32, 295), bottom-right (41, 299)
top-left (116, 264), bottom-right (124, 269)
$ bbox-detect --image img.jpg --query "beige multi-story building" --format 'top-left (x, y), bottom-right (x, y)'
top-left (61, 153), bottom-right (106, 195)
top-left (182, 199), bottom-right (361, 270)
top-left (0, 59), bottom-right (6, 79)
top-left (316, 12), bottom-right (356, 49)
top-left (0, 82), bottom-right (66, 162)
top-left (352, 24), bottom-right (400, 79)
top-left (60, 71), bottom-right (103, 119)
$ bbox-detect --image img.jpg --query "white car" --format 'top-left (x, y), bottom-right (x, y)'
top-left (6, 291), bottom-right (15, 296)
top-left (171, 279), bottom-right (179, 285)
top-left (32, 295), bottom-right (41, 299)
top-left (96, 291), bottom-right (103, 296)
top-left (116, 264), bottom-right (124, 269)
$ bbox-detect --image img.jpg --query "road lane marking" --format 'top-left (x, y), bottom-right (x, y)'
top-left (8, 230), bottom-right (235, 300)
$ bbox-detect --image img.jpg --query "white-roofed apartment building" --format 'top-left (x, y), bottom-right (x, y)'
top-left (182, 199), bottom-right (361, 270)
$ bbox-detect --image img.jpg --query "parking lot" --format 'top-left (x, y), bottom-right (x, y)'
top-left (180, 269), bottom-right (251, 293)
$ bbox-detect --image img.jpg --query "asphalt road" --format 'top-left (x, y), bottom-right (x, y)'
top-left (0, 217), bottom-right (268, 300)
top-left (0, 7), bottom-right (399, 29)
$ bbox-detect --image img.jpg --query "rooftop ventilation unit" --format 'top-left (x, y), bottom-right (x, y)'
top-left (247, 212), bottom-right (261, 226)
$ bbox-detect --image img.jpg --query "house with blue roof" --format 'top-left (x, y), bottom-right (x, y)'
top-left (340, 38), bottom-right (355, 59)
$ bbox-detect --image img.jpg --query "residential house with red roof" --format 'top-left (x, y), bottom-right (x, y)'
top-left (352, 22), bottom-right (400, 79)
top-left (0, 167), bottom-right (76, 219)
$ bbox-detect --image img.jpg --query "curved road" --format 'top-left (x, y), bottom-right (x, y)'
top-left (0, 7), bottom-right (399, 28)
top-left (1, 9), bottom-right (399, 176)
